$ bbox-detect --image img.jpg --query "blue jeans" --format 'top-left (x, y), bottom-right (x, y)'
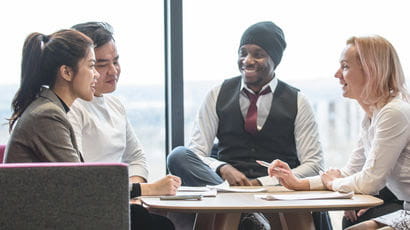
top-left (167, 146), bottom-right (224, 186)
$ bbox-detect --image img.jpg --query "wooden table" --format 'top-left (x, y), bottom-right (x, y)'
top-left (141, 187), bottom-right (383, 229)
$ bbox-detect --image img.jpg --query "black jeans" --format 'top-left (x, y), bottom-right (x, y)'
top-left (342, 187), bottom-right (403, 229)
top-left (313, 211), bottom-right (333, 230)
top-left (130, 204), bottom-right (175, 230)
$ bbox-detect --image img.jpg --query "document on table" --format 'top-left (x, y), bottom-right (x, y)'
top-left (176, 186), bottom-right (217, 197)
top-left (178, 186), bottom-right (212, 192)
top-left (255, 191), bottom-right (354, 200)
top-left (176, 181), bottom-right (267, 196)
top-left (206, 180), bottom-right (267, 193)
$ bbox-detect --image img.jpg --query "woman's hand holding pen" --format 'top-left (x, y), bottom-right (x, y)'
top-left (267, 159), bottom-right (298, 190)
top-left (260, 159), bottom-right (309, 190)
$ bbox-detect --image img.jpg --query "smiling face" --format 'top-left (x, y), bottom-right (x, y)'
top-left (238, 44), bottom-right (275, 92)
top-left (93, 40), bottom-right (121, 96)
top-left (72, 47), bottom-right (99, 101)
top-left (334, 44), bottom-right (367, 102)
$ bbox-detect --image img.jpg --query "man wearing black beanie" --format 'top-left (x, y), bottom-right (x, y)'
top-left (168, 21), bottom-right (330, 229)
top-left (240, 21), bottom-right (286, 69)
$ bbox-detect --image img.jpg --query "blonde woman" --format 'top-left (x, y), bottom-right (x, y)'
top-left (267, 35), bottom-right (410, 230)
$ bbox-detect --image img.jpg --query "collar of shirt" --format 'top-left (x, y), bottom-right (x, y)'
top-left (93, 94), bottom-right (106, 105)
top-left (240, 76), bottom-right (278, 96)
top-left (54, 92), bottom-right (70, 113)
top-left (238, 77), bottom-right (278, 131)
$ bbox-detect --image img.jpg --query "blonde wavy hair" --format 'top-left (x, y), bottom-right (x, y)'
top-left (347, 35), bottom-right (409, 109)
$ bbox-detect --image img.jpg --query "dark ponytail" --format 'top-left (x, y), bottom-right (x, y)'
top-left (9, 29), bottom-right (93, 132)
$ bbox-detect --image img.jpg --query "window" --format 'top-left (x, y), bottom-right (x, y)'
top-left (183, 0), bottom-right (410, 169)
top-left (183, 1), bottom-right (410, 226)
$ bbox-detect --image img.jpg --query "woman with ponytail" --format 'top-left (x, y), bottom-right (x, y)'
top-left (4, 29), bottom-right (99, 162)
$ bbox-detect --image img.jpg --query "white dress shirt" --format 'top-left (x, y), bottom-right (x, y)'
top-left (188, 77), bottom-right (324, 185)
top-left (68, 95), bottom-right (148, 180)
top-left (309, 98), bottom-right (410, 202)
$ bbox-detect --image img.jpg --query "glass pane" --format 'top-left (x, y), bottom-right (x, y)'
top-left (183, 0), bottom-right (410, 169)
top-left (0, 1), bottom-right (165, 181)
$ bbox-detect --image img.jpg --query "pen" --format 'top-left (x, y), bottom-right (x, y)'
top-left (256, 160), bottom-right (289, 174)
top-left (160, 195), bottom-right (202, 200)
top-left (256, 160), bottom-right (270, 167)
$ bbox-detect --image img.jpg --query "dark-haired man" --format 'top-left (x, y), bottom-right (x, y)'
top-left (69, 21), bottom-right (180, 230)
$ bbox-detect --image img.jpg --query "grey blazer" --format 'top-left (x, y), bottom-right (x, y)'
top-left (4, 88), bottom-right (82, 163)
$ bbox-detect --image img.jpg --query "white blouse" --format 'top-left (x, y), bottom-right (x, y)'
top-left (309, 98), bottom-right (410, 202)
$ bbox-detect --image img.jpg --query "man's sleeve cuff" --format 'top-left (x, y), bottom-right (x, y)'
top-left (128, 166), bottom-right (149, 181)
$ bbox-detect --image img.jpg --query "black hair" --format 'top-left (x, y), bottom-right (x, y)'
top-left (9, 29), bottom-right (93, 131)
top-left (71, 22), bottom-right (114, 48)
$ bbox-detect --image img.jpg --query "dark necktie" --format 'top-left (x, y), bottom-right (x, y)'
top-left (243, 87), bottom-right (272, 135)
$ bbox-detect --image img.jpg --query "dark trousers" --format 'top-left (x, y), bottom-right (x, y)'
top-left (130, 204), bottom-right (175, 230)
top-left (342, 186), bottom-right (403, 229)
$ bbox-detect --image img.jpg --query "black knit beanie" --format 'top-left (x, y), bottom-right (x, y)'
top-left (240, 21), bottom-right (286, 68)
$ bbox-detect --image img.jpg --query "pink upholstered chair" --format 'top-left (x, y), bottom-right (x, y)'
top-left (0, 145), bottom-right (5, 163)
top-left (0, 162), bottom-right (130, 229)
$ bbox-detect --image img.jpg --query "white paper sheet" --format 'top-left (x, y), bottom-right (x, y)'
top-left (206, 180), bottom-right (267, 193)
top-left (176, 189), bottom-right (218, 197)
top-left (176, 186), bottom-right (217, 197)
top-left (178, 186), bottom-right (212, 192)
top-left (255, 191), bottom-right (354, 200)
